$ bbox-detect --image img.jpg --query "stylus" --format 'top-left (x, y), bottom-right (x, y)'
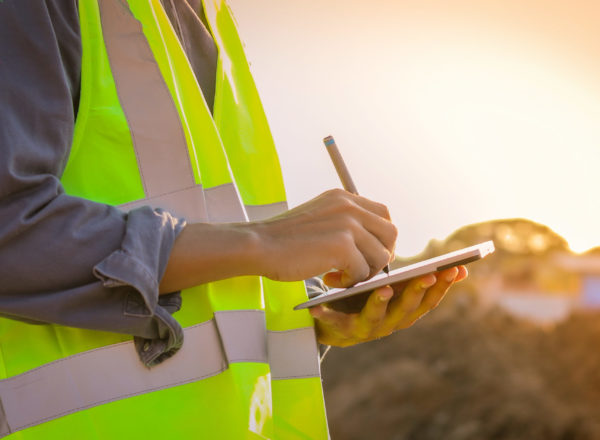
top-left (323, 135), bottom-right (390, 275)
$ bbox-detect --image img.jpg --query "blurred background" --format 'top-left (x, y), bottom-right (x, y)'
top-left (227, 1), bottom-right (600, 438)
top-left (321, 221), bottom-right (600, 439)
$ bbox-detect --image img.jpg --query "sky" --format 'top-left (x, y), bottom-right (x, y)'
top-left (228, 0), bottom-right (600, 256)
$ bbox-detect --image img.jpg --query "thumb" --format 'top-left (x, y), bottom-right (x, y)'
top-left (323, 270), bottom-right (355, 288)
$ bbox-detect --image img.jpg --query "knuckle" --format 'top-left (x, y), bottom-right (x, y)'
top-left (378, 203), bottom-right (391, 220)
top-left (336, 230), bottom-right (356, 251)
top-left (327, 188), bottom-right (351, 204)
top-left (339, 216), bottom-right (360, 233)
top-left (324, 188), bottom-right (340, 197)
top-left (337, 197), bottom-right (358, 214)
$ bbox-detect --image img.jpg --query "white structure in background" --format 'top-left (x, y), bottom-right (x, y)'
top-left (553, 253), bottom-right (600, 309)
top-left (495, 253), bottom-right (600, 324)
top-left (497, 293), bottom-right (576, 325)
top-left (473, 253), bottom-right (600, 325)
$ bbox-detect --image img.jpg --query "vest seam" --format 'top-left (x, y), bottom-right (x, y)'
top-left (117, 182), bottom-right (246, 208)
top-left (267, 326), bottom-right (314, 334)
top-left (272, 373), bottom-right (320, 380)
top-left (244, 200), bottom-right (287, 208)
top-left (118, 184), bottom-right (200, 208)
top-left (204, 181), bottom-right (235, 190)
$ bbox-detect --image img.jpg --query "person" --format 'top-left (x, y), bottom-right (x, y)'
top-left (0, 1), bottom-right (467, 438)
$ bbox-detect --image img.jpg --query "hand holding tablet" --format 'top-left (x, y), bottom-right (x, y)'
top-left (295, 241), bottom-right (495, 310)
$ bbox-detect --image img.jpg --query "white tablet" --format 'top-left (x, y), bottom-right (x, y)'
top-left (294, 240), bottom-right (495, 310)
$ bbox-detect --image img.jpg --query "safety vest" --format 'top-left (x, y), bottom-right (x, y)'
top-left (0, 1), bottom-right (329, 438)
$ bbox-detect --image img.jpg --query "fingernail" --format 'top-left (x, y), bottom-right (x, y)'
top-left (445, 268), bottom-right (458, 282)
top-left (378, 290), bottom-right (393, 301)
top-left (419, 274), bottom-right (437, 289)
top-left (309, 306), bottom-right (322, 318)
top-left (420, 277), bottom-right (436, 289)
top-left (340, 272), bottom-right (354, 288)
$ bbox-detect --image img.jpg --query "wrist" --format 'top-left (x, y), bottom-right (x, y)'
top-left (241, 220), bottom-right (275, 278)
top-left (159, 221), bottom-right (266, 293)
top-left (229, 221), bottom-right (266, 277)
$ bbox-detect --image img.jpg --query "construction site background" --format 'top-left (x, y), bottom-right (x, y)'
top-left (322, 218), bottom-right (600, 440)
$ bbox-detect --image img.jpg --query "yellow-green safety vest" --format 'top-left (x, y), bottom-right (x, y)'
top-left (0, 0), bottom-right (329, 438)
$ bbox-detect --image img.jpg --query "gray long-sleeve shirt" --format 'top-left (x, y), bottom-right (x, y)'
top-left (0, 0), bottom-right (221, 366)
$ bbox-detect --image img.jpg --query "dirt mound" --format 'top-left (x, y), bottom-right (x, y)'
top-left (322, 300), bottom-right (600, 440)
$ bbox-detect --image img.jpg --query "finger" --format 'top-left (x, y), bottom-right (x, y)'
top-left (322, 270), bottom-right (344, 287)
top-left (378, 274), bottom-right (436, 334)
top-left (357, 286), bottom-right (393, 337)
top-left (309, 304), bottom-right (354, 330)
top-left (455, 265), bottom-right (468, 282)
top-left (419, 267), bottom-right (458, 310)
top-left (349, 193), bottom-right (392, 221)
top-left (352, 226), bottom-right (394, 277)
top-left (324, 240), bottom-right (370, 288)
top-left (349, 207), bottom-right (397, 255)
top-left (326, 190), bottom-right (397, 254)
top-left (395, 267), bottom-right (459, 329)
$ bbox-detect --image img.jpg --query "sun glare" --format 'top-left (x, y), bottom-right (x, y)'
top-left (229, 0), bottom-right (600, 256)
top-left (369, 20), bottom-right (600, 255)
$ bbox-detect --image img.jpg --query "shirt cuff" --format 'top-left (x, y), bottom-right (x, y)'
top-left (93, 206), bottom-right (186, 367)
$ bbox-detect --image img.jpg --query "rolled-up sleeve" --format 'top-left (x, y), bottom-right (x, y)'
top-left (0, 1), bottom-right (185, 366)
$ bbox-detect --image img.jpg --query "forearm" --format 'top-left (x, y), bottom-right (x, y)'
top-left (159, 221), bottom-right (262, 294)
top-left (160, 189), bottom-right (398, 294)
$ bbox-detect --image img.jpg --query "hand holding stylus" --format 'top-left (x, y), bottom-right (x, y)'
top-left (323, 135), bottom-right (391, 275)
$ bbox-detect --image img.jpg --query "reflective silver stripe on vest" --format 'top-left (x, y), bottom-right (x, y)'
top-left (117, 183), bottom-right (250, 224)
top-left (0, 311), bottom-right (318, 437)
top-left (99, 0), bottom-right (196, 198)
top-left (119, 185), bottom-right (209, 223)
top-left (245, 201), bottom-right (288, 221)
top-left (204, 183), bottom-right (248, 223)
top-left (268, 327), bottom-right (320, 380)
top-left (215, 310), bottom-right (267, 363)
top-left (0, 399), bottom-right (8, 439)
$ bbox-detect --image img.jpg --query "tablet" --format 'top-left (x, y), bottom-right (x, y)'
top-left (294, 240), bottom-right (495, 310)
